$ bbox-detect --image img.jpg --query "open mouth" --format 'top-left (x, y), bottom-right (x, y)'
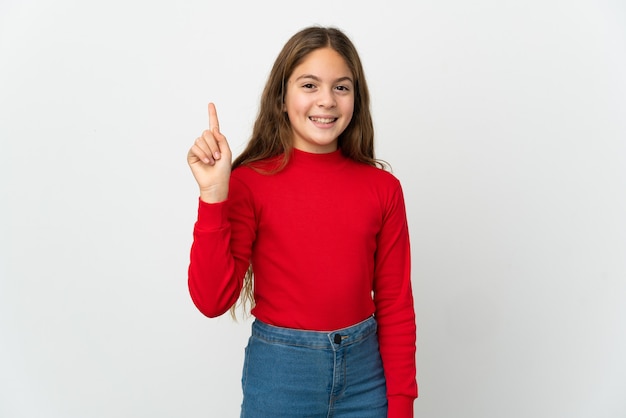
top-left (309, 117), bottom-right (337, 124)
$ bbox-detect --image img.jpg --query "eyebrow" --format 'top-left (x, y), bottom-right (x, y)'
top-left (295, 74), bottom-right (354, 84)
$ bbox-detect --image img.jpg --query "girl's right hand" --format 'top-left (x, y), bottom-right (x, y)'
top-left (187, 103), bottom-right (232, 203)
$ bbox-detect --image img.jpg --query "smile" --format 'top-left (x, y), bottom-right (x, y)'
top-left (309, 117), bottom-right (337, 124)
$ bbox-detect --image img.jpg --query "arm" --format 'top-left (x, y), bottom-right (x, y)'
top-left (373, 181), bottom-right (418, 417)
top-left (187, 177), bottom-right (256, 317)
top-left (186, 103), bottom-right (254, 317)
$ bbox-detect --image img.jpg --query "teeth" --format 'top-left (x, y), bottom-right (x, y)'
top-left (310, 117), bottom-right (335, 123)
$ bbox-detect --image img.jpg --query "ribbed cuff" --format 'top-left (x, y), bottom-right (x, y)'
top-left (195, 198), bottom-right (229, 231)
top-left (387, 395), bottom-right (415, 418)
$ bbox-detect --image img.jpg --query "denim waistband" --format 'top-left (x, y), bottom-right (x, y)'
top-left (251, 316), bottom-right (377, 350)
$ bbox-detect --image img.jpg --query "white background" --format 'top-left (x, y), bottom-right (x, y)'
top-left (1, 0), bottom-right (625, 417)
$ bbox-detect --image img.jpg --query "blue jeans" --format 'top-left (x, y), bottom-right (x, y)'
top-left (240, 316), bottom-right (388, 418)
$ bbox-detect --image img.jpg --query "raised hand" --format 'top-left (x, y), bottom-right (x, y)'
top-left (187, 103), bottom-right (232, 203)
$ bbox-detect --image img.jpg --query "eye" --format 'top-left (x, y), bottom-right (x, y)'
top-left (335, 85), bottom-right (351, 93)
top-left (302, 83), bottom-right (316, 89)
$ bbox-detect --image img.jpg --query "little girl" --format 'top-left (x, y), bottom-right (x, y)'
top-left (187, 26), bottom-right (417, 418)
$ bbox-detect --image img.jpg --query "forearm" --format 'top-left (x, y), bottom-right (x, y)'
top-left (187, 199), bottom-right (247, 317)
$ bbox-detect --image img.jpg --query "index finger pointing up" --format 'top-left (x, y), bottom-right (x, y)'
top-left (208, 102), bottom-right (220, 133)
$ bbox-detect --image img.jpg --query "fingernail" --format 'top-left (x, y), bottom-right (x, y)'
top-left (214, 151), bottom-right (221, 159)
top-left (203, 158), bottom-right (210, 164)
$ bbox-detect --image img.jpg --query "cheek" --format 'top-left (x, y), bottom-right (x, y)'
top-left (287, 98), bottom-right (311, 121)
top-left (343, 101), bottom-right (355, 121)
top-left (283, 94), bottom-right (298, 114)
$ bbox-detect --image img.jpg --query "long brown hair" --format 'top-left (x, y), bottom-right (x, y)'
top-left (230, 26), bottom-right (388, 318)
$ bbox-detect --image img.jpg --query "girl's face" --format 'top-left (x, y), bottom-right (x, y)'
top-left (284, 47), bottom-right (354, 153)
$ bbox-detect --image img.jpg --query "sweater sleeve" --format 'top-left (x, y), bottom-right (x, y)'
top-left (373, 181), bottom-right (418, 417)
top-left (187, 176), bottom-right (256, 317)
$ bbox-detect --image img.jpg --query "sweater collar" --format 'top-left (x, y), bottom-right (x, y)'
top-left (290, 148), bottom-right (345, 166)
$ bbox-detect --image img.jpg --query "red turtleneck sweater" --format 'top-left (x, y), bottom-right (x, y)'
top-left (188, 149), bottom-right (417, 417)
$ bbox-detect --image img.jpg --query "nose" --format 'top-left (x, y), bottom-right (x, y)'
top-left (317, 88), bottom-right (336, 108)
